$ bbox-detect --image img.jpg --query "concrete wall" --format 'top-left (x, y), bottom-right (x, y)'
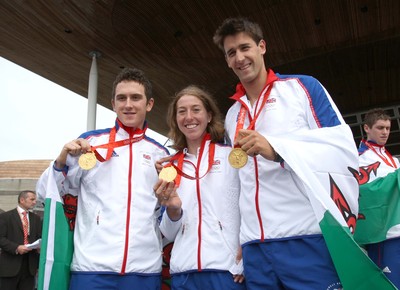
top-left (0, 178), bottom-right (39, 211)
top-left (0, 160), bottom-right (50, 213)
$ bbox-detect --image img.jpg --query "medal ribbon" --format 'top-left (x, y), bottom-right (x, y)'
top-left (91, 122), bottom-right (146, 162)
top-left (364, 140), bottom-right (398, 168)
top-left (164, 134), bottom-right (215, 187)
top-left (232, 76), bottom-right (277, 146)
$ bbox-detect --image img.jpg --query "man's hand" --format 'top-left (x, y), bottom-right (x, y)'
top-left (55, 138), bottom-right (91, 169)
top-left (235, 129), bottom-right (275, 160)
top-left (16, 245), bottom-right (32, 255)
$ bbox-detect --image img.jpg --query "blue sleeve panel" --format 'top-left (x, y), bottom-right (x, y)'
top-left (277, 73), bottom-right (342, 128)
top-left (144, 136), bottom-right (170, 155)
top-left (358, 141), bottom-right (368, 155)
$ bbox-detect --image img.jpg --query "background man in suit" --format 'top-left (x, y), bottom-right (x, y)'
top-left (0, 190), bottom-right (42, 290)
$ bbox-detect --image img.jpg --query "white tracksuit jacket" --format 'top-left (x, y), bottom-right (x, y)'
top-left (36, 120), bottom-right (169, 274)
top-left (225, 69), bottom-right (359, 245)
top-left (358, 140), bottom-right (400, 240)
top-left (160, 141), bottom-right (242, 275)
top-left (358, 140), bottom-right (400, 182)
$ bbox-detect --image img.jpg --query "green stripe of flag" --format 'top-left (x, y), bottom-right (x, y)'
top-left (37, 196), bottom-right (74, 290)
top-left (354, 170), bottom-right (400, 245)
top-left (320, 210), bottom-right (397, 289)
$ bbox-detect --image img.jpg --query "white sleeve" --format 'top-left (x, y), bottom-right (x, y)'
top-left (35, 161), bottom-right (66, 202)
top-left (159, 208), bottom-right (183, 242)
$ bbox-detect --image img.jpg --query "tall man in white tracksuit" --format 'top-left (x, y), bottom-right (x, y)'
top-left (213, 17), bottom-right (360, 289)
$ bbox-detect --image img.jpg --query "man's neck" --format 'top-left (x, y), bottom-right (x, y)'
top-left (17, 205), bottom-right (29, 212)
top-left (366, 139), bottom-right (386, 148)
top-left (243, 69), bottom-right (268, 105)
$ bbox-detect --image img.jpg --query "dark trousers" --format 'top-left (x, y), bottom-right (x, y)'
top-left (0, 255), bottom-right (35, 290)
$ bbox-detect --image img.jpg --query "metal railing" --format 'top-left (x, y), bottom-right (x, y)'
top-left (343, 105), bottom-right (400, 156)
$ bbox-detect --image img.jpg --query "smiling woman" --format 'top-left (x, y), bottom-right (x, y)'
top-left (0, 57), bottom-right (169, 162)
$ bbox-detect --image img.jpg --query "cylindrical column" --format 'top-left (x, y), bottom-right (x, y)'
top-left (87, 51), bottom-right (101, 131)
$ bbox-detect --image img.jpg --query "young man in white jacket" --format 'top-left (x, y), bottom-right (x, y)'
top-left (36, 68), bottom-right (169, 290)
top-left (357, 108), bottom-right (400, 287)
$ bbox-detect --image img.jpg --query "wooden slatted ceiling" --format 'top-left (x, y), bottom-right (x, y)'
top-left (0, 0), bottom-right (399, 139)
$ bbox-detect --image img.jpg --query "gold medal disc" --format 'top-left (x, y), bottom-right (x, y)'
top-left (159, 166), bottom-right (177, 182)
top-left (78, 152), bottom-right (97, 170)
top-left (228, 148), bottom-right (248, 169)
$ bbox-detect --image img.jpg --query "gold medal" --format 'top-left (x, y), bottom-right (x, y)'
top-left (78, 151), bottom-right (97, 170)
top-left (228, 148), bottom-right (248, 168)
top-left (159, 166), bottom-right (177, 182)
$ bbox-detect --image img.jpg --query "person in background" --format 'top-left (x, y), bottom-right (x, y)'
top-left (356, 108), bottom-right (400, 287)
top-left (212, 17), bottom-right (359, 289)
top-left (0, 190), bottom-right (42, 290)
top-left (36, 68), bottom-right (169, 290)
top-left (358, 108), bottom-right (399, 181)
top-left (153, 85), bottom-right (245, 290)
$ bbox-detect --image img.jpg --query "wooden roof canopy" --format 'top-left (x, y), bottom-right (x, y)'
top-left (1, 0), bottom-right (399, 138)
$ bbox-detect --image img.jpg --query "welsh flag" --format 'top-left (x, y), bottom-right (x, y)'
top-left (268, 124), bottom-right (396, 289)
top-left (311, 178), bottom-right (396, 289)
top-left (354, 169), bottom-right (400, 245)
top-left (37, 168), bottom-right (74, 290)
